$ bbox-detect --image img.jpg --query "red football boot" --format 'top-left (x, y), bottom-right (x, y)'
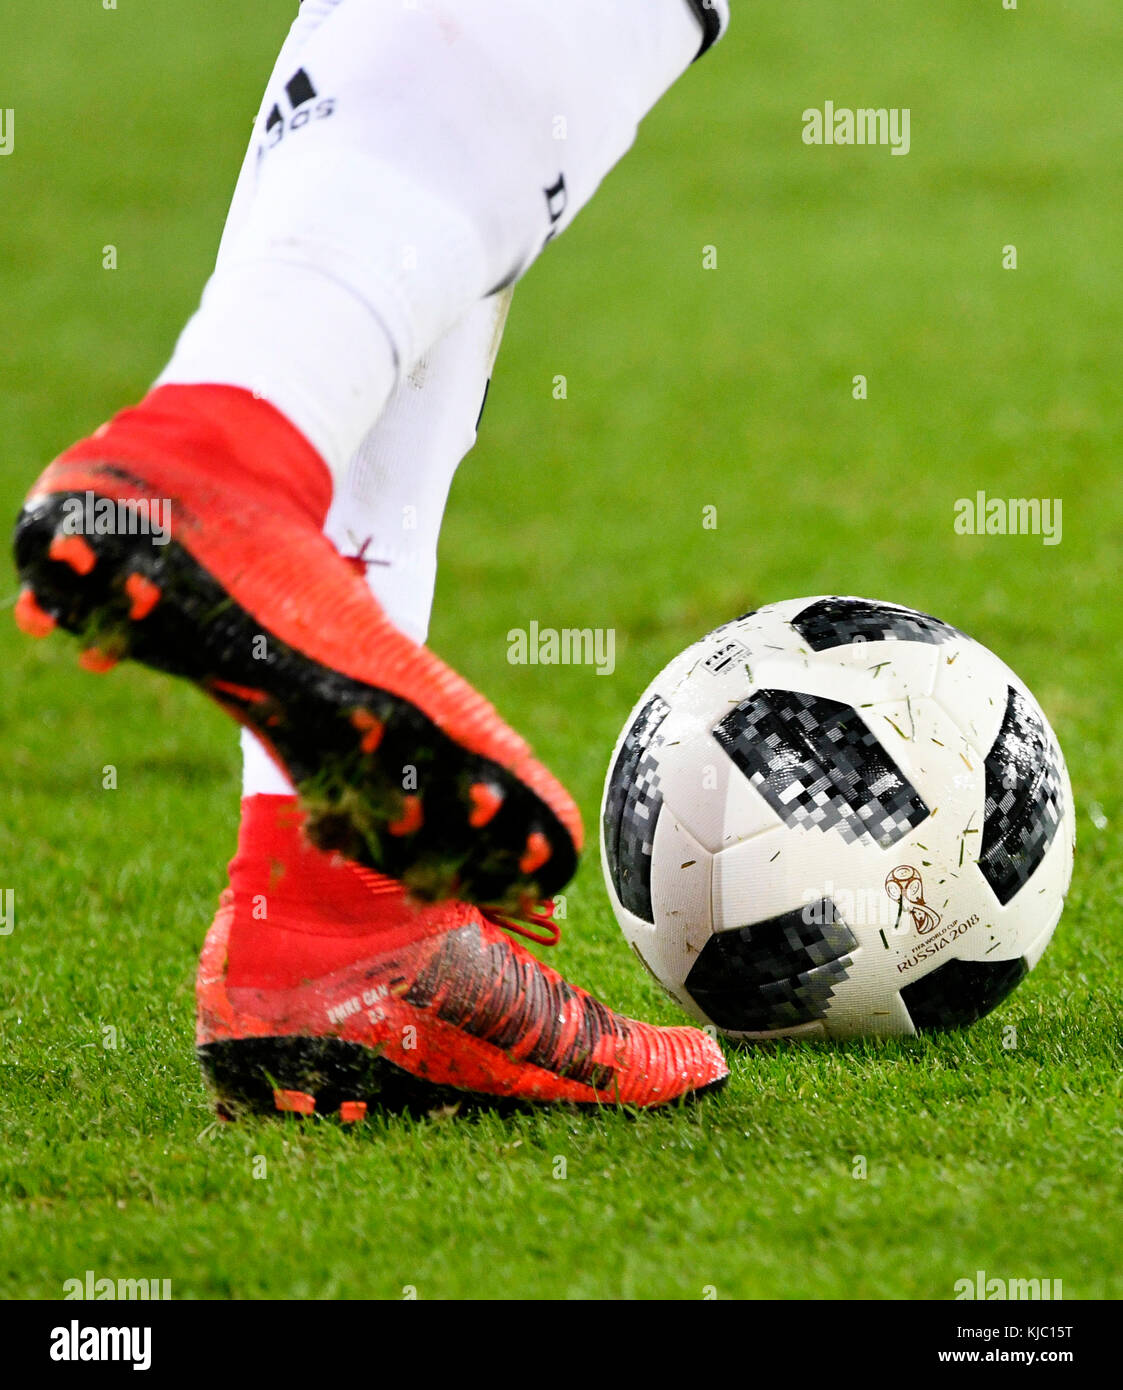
top-left (12, 385), bottom-right (580, 906)
top-left (196, 796), bottom-right (728, 1114)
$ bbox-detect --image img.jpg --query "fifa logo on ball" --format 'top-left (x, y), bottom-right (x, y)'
top-left (884, 865), bottom-right (941, 936)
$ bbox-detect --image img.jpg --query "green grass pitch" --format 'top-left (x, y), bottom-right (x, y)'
top-left (0, 1), bottom-right (1119, 1300)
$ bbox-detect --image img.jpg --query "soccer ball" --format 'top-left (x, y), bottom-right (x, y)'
top-left (600, 596), bottom-right (1075, 1039)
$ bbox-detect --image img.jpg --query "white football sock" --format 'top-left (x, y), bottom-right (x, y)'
top-left (159, 258), bottom-right (399, 481)
top-left (240, 289), bottom-right (512, 798)
top-left (170, 0), bottom-right (728, 798)
top-left (326, 290), bottom-right (512, 646)
top-left (158, 0), bottom-right (712, 486)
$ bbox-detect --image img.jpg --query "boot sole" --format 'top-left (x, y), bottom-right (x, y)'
top-left (197, 1035), bottom-right (729, 1119)
top-left (13, 490), bottom-right (578, 906)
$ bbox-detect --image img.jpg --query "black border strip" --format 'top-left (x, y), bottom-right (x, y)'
top-left (684, 0), bottom-right (724, 59)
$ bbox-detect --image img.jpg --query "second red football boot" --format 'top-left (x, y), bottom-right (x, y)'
top-left (196, 795), bottom-right (729, 1114)
top-left (12, 385), bottom-right (581, 906)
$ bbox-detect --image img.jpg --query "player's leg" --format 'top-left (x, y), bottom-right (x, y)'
top-left (208, 167), bottom-right (725, 1113)
top-left (16, 0), bottom-right (730, 1107)
top-left (13, 0), bottom-right (729, 908)
top-left (241, 288), bottom-right (511, 795)
top-left (160, 0), bottom-right (727, 478)
top-left (211, 282), bottom-right (725, 1114)
top-left (208, 11), bottom-right (726, 1113)
top-left (212, 2), bottom-right (512, 791)
top-left (214, 1), bottom-right (345, 271)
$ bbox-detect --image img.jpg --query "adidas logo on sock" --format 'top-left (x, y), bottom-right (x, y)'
top-left (260, 68), bottom-right (337, 156)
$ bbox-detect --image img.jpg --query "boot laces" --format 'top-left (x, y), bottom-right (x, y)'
top-left (482, 898), bottom-right (561, 947)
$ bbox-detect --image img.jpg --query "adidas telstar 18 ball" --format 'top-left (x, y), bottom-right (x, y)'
top-left (600, 597), bottom-right (1075, 1039)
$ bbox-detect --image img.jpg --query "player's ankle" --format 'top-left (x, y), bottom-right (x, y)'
top-left (229, 794), bottom-right (402, 937)
top-left (224, 794), bottom-right (468, 991)
top-left (64, 383), bottom-right (334, 528)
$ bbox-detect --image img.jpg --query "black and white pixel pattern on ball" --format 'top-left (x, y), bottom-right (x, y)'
top-left (791, 596), bottom-right (961, 651)
top-left (980, 685), bottom-right (1065, 905)
top-left (713, 690), bottom-right (929, 848)
top-left (900, 956), bottom-right (1028, 1031)
top-left (685, 901), bottom-right (857, 1031)
top-left (603, 694), bottom-right (671, 923)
